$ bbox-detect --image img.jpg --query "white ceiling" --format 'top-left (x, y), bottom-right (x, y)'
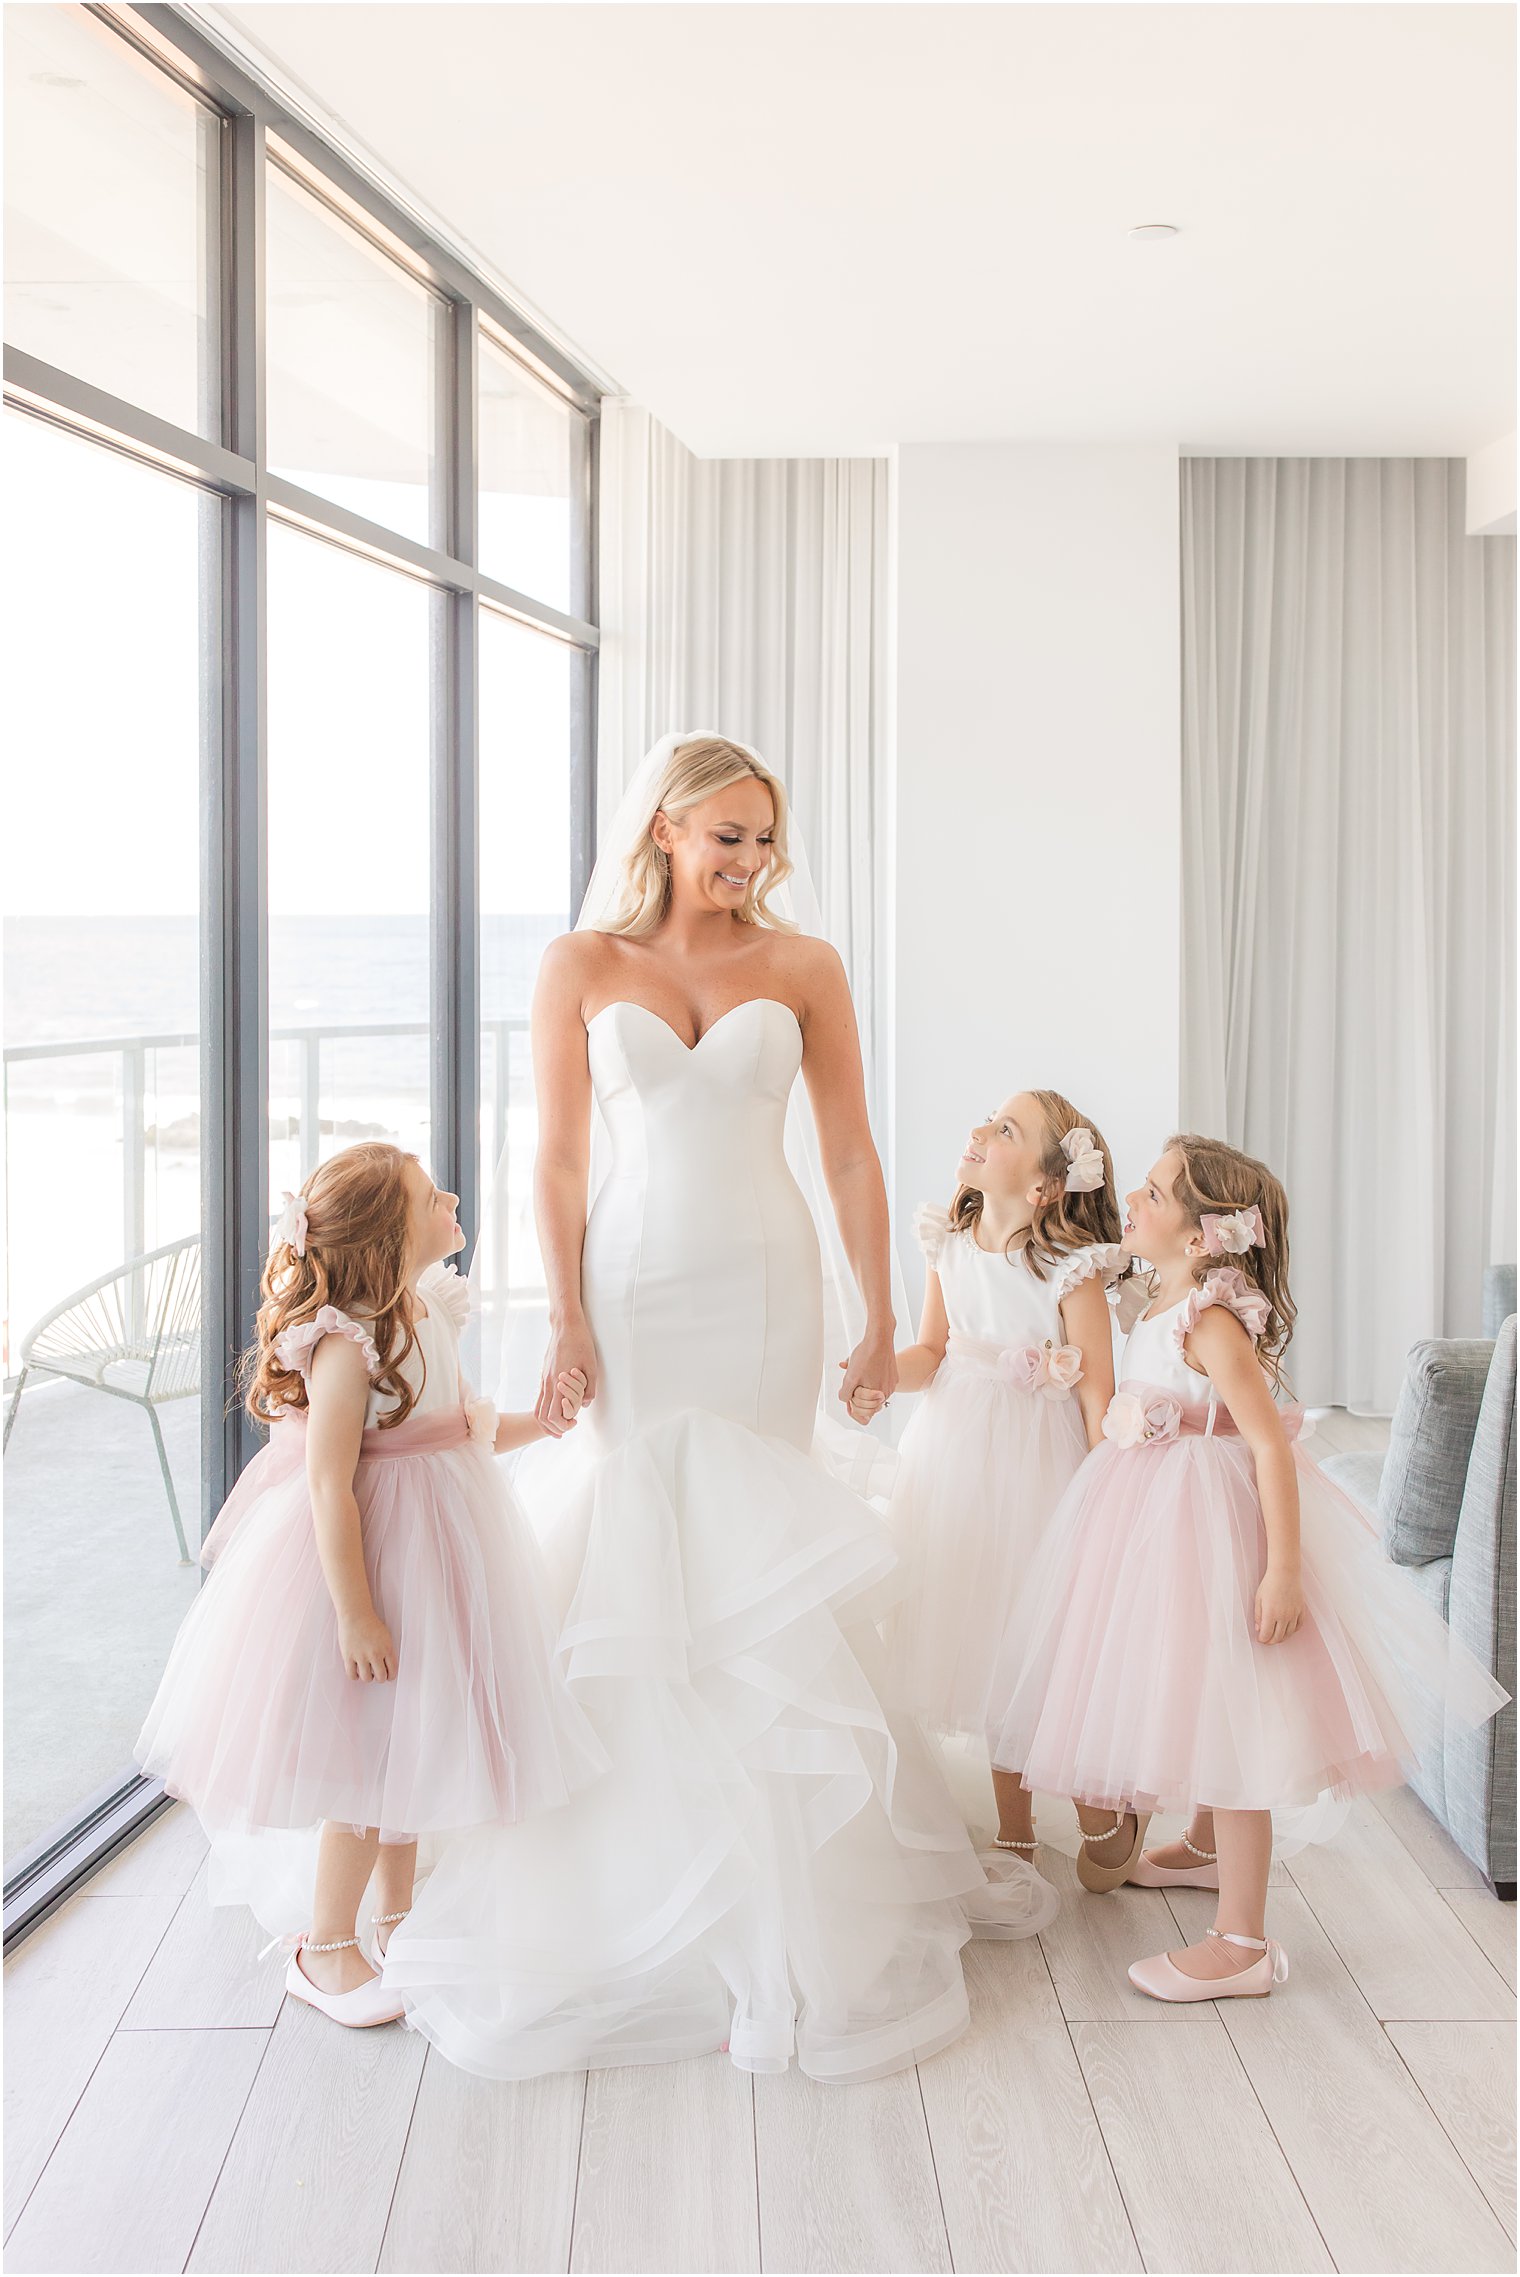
top-left (207, 2), bottom-right (1516, 461)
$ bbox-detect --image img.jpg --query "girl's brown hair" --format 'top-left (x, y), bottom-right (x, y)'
top-left (1166, 1132), bottom-right (1296, 1388)
top-left (951, 1090), bottom-right (1126, 1282)
top-left (244, 1142), bottom-right (424, 1430)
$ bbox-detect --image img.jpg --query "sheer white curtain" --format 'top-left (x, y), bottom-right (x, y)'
top-left (597, 401), bottom-right (892, 1121)
top-left (1182, 457), bottom-right (1516, 1411)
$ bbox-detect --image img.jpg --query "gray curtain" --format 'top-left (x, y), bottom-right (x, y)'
top-left (1182, 457), bottom-right (1516, 1409)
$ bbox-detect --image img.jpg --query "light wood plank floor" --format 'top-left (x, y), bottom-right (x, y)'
top-left (6, 1418), bottom-right (1514, 2275)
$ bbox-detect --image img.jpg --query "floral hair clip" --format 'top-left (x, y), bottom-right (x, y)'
top-left (271, 1190), bottom-right (309, 1258)
top-left (1199, 1204), bottom-right (1265, 1257)
top-left (1060, 1126), bottom-right (1106, 1194)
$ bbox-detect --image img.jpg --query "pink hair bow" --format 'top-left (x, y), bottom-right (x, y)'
top-left (271, 1191), bottom-right (309, 1257)
top-left (1199, 1205), bottom-right (1265, 1257)
top-left (1060, 1126), bottom-right (1105, 1194)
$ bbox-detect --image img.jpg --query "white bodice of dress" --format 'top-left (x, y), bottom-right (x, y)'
top-left (579, 998), bottom-right (822, 1449)
top-left (1117, 1270), bottom-right (1274, 1416)
top-left (933, 1225), bottom-right (1085, 1349)
top-left (363, 1263), bottom-right (469, 1426)
top-left (919, 1209), bottom-right (1120, 1356)
top-left (1119, 1298), bottom-right (1211, 1404)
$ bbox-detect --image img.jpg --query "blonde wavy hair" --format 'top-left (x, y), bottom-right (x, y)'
top-left (1166, 1132), bottom-right (1296, 1388)
top-left (597, 736), bottom-right (797, 937)
top-left (950, 1090), bottom-right (1128, 1284)
top-left (243, 1142), bottom-right (425, 1431)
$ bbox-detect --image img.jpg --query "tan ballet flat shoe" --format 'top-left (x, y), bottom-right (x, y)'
top-left (1076, 1810), bottom-right (1153, 1893)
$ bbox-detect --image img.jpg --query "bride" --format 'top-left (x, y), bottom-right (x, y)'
top-left (386, 732), bottom-right (1052, 2083)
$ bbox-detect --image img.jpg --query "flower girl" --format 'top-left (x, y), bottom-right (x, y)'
top-left (136, 1142), bottom-right (605, 2026)
top-left (991, 1134), bottom-right (1508, 2000)
top-left (856, 1091), bottom-right (1125, 1886)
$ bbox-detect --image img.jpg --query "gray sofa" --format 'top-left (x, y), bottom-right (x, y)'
top-left (1319, 1265), bottom-right (1516, 1895)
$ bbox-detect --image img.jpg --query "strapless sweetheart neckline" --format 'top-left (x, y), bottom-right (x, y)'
top-left (586, 996), bottom-right (802, 1053)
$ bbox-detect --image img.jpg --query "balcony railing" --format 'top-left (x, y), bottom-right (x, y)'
top-left (2, 1017), bottom-right (532, 1376)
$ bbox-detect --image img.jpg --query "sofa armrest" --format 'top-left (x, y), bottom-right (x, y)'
top-left (1448, 1320), bottom-right (1517, 1674)
top-left (1482, 1268), bottom-right (1517, 1340)
top-left (1379, 1339), bottom-right (1494, 1567)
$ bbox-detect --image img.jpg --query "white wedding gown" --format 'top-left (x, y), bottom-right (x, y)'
top-left (386, 998), bottom-right (1045, 2082)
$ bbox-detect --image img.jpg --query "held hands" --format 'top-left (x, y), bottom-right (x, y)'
top-left (838, 1362), bottom-right (887, 1426)
top-left (551, 1367), bottom-right (589, 1431)
top-left (1255, 1563), bottom-right (1306, 1646)
top-left (838, 1325), bottom-right (897, 1429)
top-left (536, 1323), bottom-right (598, 1438)
top-left (340, 1606), bottom-right (397, 1683)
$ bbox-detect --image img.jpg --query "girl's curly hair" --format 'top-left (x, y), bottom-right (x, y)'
top-left (1166, 1132), bottom-right (1296, 1389)
top-left (243, 1142), bottom-right (424, 1430)
top-left (950, 1090), bottom-right (1128, 1285)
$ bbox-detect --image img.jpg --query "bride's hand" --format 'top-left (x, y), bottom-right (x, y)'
top-left (837, 1360), bottom-right (886, 1427)
top-left (839, 1325), bottom-right (897, 1420)
top-left (537, 1319), bottom-right (598, 1436)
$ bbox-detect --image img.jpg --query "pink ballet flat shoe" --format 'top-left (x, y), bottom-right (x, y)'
top-left (284, 1937), bottom-right (405, 2028)
top-left (1127, 1927), bottom-right (1288, 2003)
top-left (1130, 1835), bottom-right (1221, 1891)
top-left (1076, 1810), bottom-right (1152, 1894)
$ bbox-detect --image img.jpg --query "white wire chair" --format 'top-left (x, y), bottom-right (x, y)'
top-left (3, 1235), bottom-right (201, 1564)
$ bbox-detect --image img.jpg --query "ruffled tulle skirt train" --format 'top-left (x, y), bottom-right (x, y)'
top-left (990, 1400), bottom-right (1509, 1815)
top-left (386, 1406), bottom-right (1054, 2083)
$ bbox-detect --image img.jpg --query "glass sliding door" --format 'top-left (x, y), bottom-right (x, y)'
top-left (2, 411), bottom-right (217, 1860)
top-left (474, 613), bottom-right (580, 1397)
top-left (266, 523), bottom-right (434, 1214)
top-left (1, 3), bottom-right (598, 1934)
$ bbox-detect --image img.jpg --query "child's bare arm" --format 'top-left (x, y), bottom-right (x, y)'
top-left (894, 1269), bottom-right (950, 1394)
top-left (305, 1335), bottom-right (395, 1681)
top-left (493, 1369), bottom-right (589, 1452)
top-left (1059, 1272), bottom-right (1116, 1450)
top-left (1186, 1307), bottom-right (1304, 1645)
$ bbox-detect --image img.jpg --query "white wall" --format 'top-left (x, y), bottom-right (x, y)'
top-left (891, 442), bottom-right (1182, 1304)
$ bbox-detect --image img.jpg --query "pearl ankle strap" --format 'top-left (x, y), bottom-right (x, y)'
top-left (1079, 1814), bottom-right (1128, 1848)
top-left (993, 1836), bottom-right (1038, 1852)
top-left (1182, 1833), bottom-right (1218, 1862)
top-left (259, 1930), bottom-right (359, 1960)
top-left (369, 1910), bottom-right (409, 1928)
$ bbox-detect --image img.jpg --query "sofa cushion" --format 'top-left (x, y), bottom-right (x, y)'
top-left (1318, 1450), bottom-right (1384, 1523)
top-left (1379, 1340), bottom-right (1494, 1567)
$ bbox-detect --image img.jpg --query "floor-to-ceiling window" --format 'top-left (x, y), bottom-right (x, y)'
top-left (2, 3), bottom-right (598, 1939)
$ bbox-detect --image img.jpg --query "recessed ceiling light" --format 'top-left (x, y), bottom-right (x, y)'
top-left (1129, 223), bottom-right (1180, 241)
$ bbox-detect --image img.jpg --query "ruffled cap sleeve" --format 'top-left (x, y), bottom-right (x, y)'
top-left (1174, 1266), bottom-right (1271, 1353)
top-left (915, 1203), bottom-right (954, 1268)
top-left (273, 1305), bottom-right (381, 1380)
top-left (1054, 1241), bottom-right (1125, 1300)
top-left (418, 1261), bottom-right (472, 1332)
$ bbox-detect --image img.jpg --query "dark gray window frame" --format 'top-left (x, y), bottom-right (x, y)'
top-left (3, 0), bottom-right (600, 1947)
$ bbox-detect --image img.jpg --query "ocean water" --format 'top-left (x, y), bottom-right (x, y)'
top-left (3, 912), bottom-right (562, 1367)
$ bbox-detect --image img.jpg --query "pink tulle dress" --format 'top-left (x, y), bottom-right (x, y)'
top-left (990, 1268), bottom-right (1508, 1815)
top-left (134, 1263), bottom-right (607, 1930)
top-left (886, 1206), bottom-right (1121, 1742)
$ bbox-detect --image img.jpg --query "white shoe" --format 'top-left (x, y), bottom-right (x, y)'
top-left (285, 1943), bottom-right (405, 2028)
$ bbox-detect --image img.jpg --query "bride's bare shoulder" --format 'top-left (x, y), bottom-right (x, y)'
top-left (538, 930), bottom-right (616, 985)
top-left (770, 930), bottom-right (846, 992)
